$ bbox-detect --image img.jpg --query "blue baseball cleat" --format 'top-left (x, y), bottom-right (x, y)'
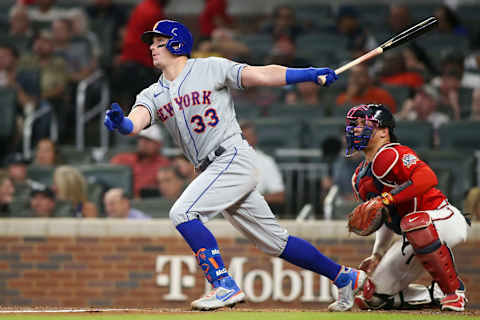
top-left (328, 266), bottom-right (367, 312)
top-left (191, 276), bottom-right (245, 311)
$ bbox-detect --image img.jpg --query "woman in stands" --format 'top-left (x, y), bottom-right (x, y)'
top-left (53, 165), bottom-right (98, 217)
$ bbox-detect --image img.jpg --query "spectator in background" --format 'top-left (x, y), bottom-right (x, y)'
top-left (172, 154), bottom-right (196, 183)
top-left (51, 17), bottom-right (97, 84)
top-left (0, 43), bottom-right (52, 150)
top-left (28, 0), bottom-right (71, 24)
top-left (471, 88), bottom-right (480, 121)
top-left (434, 5), bottom-right (468, 37)
top-left (8, 5), bottom-right (34, 54)
top-left (33, 138), bottom-right (59, 166)
top-left (261, 5), bottom-right (304, 41)
top-left (69, 9), bottom-right (102, 59)
top-left (388, 4), bottom-right (411, 34)
top-left (386, 4), bottom-right (438, 78)
top-left (28, 185), bottom-right (57, 217)
top-left (336, 64), bottom-right (397, 113)
top-left (431, 50), bottom-right (480, 90)
top-left (110, 125), bottom-right (170, 198)
top-left (378, 51), bottom-right (424, 90)
top-left (0, 171), bottom-right (15, 217)
top-left (85, 0), bottom-right (128, 69)
top-left (53, 165), bottom-right (98, 217)
top-left (264, 36), bottom-right (310, 68)
top-left (5, 153), bottom-right (37, 199)
top-left (191, 38), bottom-right (223, 59)
top-left (156, 167), bottom-right (186, 201)
top-left (18, 30), bottom-right (69, 117)
top-left (464, 187), bottom-right (480, 221)
top-left (333, 6), bottom-right (377, 55)
top-left (284, 82), bottom-right (322, 106)
top-left (240, 121), bottom-right (285, 207)
top-left (103, 188), bottom-right (151, 219)
top-left (114, 0), bottom-right (168, 106)
top-left (396, 84), bottom-right (451, 146)
top-left (199, 0), bottom-right (232, 38)
top-left (119, 0), bottom-right (168, 68)
top-left (192, 28), bottom-right (250, 61)
top-left (86, 0), bottom-right (127, 36)
top-left (321, 134), bottom-right (362, 203)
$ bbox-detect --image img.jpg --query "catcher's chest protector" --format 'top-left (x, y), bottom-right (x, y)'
top-left (353, 161), bottom-right (383, 201)
top-left (353, 161), bottom-right (402, 234)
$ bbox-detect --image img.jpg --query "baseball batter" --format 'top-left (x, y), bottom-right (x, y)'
top-left (343, 104), bottom-right (469, 312)
top-left (104, 20), bottom-right (364, 311)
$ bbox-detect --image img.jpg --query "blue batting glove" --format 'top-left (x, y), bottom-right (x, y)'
top-left (104, 102), bottom-right (133, 135)
top-left (286, 67), bottom-right (338, 86)
top-left (314, 68), bottom-right (338, 86)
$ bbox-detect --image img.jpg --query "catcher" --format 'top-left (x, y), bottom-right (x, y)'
top-left (345, 104), bottom-right (469, 312)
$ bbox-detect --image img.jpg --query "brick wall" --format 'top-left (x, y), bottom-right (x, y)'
top-left (0, 219), bottom-right (479, 309)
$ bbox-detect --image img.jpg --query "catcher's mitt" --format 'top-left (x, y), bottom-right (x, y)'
top-left (348, 198), bottom-right (388, 236)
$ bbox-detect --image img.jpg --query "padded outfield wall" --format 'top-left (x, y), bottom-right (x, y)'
top-left (0, 219), bottom-right (478, 309)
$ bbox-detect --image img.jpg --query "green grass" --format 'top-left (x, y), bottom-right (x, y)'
top-left (0, 311), bottom-right (478, 320)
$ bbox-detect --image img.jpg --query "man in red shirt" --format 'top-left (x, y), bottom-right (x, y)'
top-left (345, 104), bottom-right (469, 311)
top-left (120, 0), bottom-right (168, 68)
top-left (110, 125), bottom-right (170, 198)
top-left (336, 65), bottom-right (397, 113)
top-left (114, 0), bottom-right (169, 106)
top-left (199, 0), bottom-right (232, 37)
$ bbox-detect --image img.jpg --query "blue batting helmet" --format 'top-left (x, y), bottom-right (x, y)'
top-left (142, 20), bottom-right (193, 56)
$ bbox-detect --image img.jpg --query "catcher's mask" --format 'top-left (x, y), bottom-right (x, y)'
top-left (345, 104), bottom-right (396, 156)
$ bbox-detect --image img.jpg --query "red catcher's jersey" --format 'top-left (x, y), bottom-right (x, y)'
top-left (352, 143), bottom-right (446, 232)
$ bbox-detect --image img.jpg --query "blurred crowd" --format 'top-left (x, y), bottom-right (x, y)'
top-left (0, 0), bottom-right (479, 220)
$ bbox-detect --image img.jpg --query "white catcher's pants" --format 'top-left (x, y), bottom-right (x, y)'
top-left (372, 202), bottom-right (469, 295)
top-left (169, 135), bottom-right (289, 256)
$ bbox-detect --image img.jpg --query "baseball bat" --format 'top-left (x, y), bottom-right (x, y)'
top-left (318, 16), bottom-right (438, 85)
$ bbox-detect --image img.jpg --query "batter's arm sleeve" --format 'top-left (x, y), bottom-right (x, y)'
top-left (372, 224), bottom-right (395, 257)
top-left (241, 65), bottom-right (288, 87)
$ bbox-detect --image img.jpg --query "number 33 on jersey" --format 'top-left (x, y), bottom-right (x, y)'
top-left (133, 57), bottom-right (246, 166)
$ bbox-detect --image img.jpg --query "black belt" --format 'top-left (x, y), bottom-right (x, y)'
top-left (197, 146), bottom-right (226, 172)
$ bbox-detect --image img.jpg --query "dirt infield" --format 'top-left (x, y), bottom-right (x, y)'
top-left (0, 306), bottom-right (479, 317)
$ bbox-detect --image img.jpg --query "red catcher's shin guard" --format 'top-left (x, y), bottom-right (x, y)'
top-left (400, 212), bottom-right (460, 295)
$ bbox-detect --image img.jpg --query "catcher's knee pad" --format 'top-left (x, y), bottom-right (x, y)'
top-left (400, 212), bottom-right (460, 294)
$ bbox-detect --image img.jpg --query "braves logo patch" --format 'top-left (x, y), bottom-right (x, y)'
top-left (402, 153), bottom-right (417, 168)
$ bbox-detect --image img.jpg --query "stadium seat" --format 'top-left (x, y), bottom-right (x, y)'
top-left (352, 4), bottom-right (389, 29)
top-left (418, 149), bottom-right (476, 207)
top-left (332, 201), bottom-right (358, 220)
top-left (252, 117), bottom-right (304, 155)
top-left (408, 4), bottom-right (437, 22)
top-left (78, 164), bottom-right (133, 198)
top-left (235, 101), bottom-right (262, 119)
top-left (57, 145), bottom-right (93, 164)
top-left (437, 121), bottom-right (480, 151)
top-left (130, 197), bottom-right (173, 219)
top-left (26, 165), bottom-right (55, 186)
top-left (458, 87), bottom-right (473, 119)
top-left (0, 87), bottom-right (17, 142)
top-left (395, 121), bottom-right (434, 149)
top-left (382, 85), bottom-right (411, 111)
top-left (237, 34), bottom-right (273, 64)
top-left (269, 103), bottom-right (328, 120)
top-left (307, 118), bottom-right (345, 149)
top-left (89, 18), bottom-right (116, 68)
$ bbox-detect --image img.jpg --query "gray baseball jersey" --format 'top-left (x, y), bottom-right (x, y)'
top-left (133, 57), bottom-right (289, 256)
top-left (134, 57), bottom-right (245, 167)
